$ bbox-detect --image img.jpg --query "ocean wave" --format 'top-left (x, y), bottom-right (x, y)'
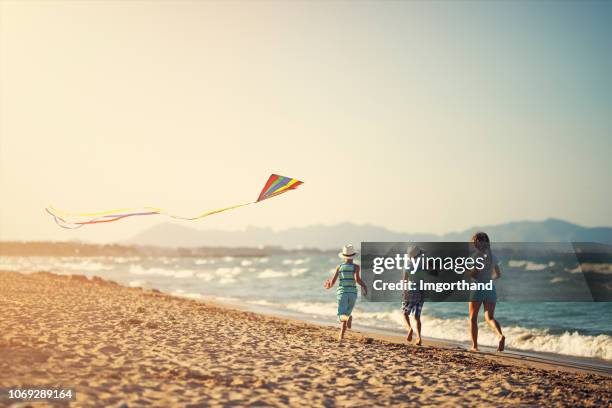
top-left (215, 267), bottom-right (242, 277)
top-left (196, 272), bottom-right (215, 282)
top-left (258, 269), bottom-right (287, 279)
top-left (508, 260), bottom-right (552, 271)
top-left (576, 263), bottom-right (612, 274)
top-left (128, 265), bottom-right (195, 278)
top-left (286, 301), bottom-right (338, 316)
top-left (60, 260), bottom-right (115, 272)
top-left (171, 289), bottom-right (203, 299)
top-left (247, 299), bottom-right (280, 307)
top-left (194, 258), bottom-right (216, 265)
top-left (282, 258), bottom-right (310, 265)
top-left (257, 268), bottom-right (310, 279)
top-left (0, 257), bottom-right (115, 273)
top-left (112, 256), bottom-right (141, 264)
top-left (282, 302), bottom-right (612, 360)
top-left (213, 267), bottom-right (242, 284)
top-left (128, 280), bottom-right (152, 289)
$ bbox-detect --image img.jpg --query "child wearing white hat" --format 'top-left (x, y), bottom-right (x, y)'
top-left (324, 244), bottom-right (368, 342)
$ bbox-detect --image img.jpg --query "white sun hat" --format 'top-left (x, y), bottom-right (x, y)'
top-left (338, 244), bottom-right (359, 259)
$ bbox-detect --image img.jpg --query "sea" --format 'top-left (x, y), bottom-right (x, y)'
top-left (2, 254), bottom-right (611, 363)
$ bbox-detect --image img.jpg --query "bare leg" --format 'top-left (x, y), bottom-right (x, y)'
top-left (468, 301), bottom-right (481, 351)
top-left (403, 312), bottom-right (413, 343)
top-left (414, 315), bottom-right (422, 345)
top-left (347, 315), bottom-right (352, 329)
top-left (339, 321), bottom-right (347, 342)
top-left (484, 302), bottom-right (505, 351)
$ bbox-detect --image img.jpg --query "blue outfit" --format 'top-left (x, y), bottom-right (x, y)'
top-left (336, 263), bottom-right (358, 320)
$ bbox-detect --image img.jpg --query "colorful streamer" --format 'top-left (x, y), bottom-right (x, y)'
top-left (46, 174), bottom-right (303, 229)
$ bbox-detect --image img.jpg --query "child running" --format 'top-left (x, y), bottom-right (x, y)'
top-left (468, 232), bottom-right (505, 352)
top-left (324, 244), bottom-right (367, 342)
top-left (402, 245), bottom-right (425, 345)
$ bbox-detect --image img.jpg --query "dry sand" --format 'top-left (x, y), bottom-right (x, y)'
top-left (0, 270), bottom-right (610, 407)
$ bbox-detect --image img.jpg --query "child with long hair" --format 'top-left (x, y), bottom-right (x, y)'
top-left (468, 232), bottom-right (505, 352)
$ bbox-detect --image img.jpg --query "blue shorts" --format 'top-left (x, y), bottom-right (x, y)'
top-left (402, 301), bottom-right (424, 318)
top-left (469, 285), bottom-right (497, 302)
top-left (337, 292), bottom-right (357, 320)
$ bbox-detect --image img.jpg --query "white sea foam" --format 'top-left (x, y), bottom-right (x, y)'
top-left (128, 265), bottom-right (196, 278)
top-left (247, 299), bottom-right (280, 307)
top-left (257, 268), bottom-right (309, 279)
top-left (0, 257), bottom-right (116, 273)
top-left (579, 263), bottom-right (612, 274)
top-left (58, 260), bottom-right (114, 272)
top-left (290, 268), bottom-right (308, 276)
top-left (196, 272), bottom-right (215, 282)
top-left (215, 267), bottom-right (242, 285)
top-left (215, 267), bottom-right (242, 277)
top-left (508, 260), bottom-right (549, 271)
top-left (173, 270), bottom-right (194, 278)
top-left (285, 302), bottom-right (338, 317)
top-left (171, 289), bottom-right (202, 299)
top-left (258, 269), bottom-right (287, 279)
top-left (282, 302), bottom-right (612, 360)
top-left (240, 260), bottom-right (254, 266)
top-left (128, 280), bottom-right (152, 289)
top-left (209, 295), bottom-right (241, 304)
top-left (112, 256), bottom-right (140, 264)
top-left (0, 257), bottom-right (29, 271)
top-left (282, 258), bottom-right (310, 265)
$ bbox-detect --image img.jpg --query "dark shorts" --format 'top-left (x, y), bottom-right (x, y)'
top-left (401, 301), bottom-right (424, 318)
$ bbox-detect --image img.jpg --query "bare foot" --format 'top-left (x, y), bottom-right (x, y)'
top-left (347, 315), bottom-right (352, 329)
top-left (407, 330), bottom-right (413, 343)
top-left (497, 335), bottom-right (505, 352)
top-left (469, 347), bottom-right (479, 352)
top-left (415, 337), bottom-right (422, 346)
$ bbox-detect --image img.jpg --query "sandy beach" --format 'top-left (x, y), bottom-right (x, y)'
top-left (1, 270), bottom-right (610, 407)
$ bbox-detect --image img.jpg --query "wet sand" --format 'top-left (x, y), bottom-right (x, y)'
top-left (1, 271), bottom-right (610, 407)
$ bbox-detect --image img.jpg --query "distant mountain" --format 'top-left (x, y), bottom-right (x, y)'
top-left (127, 218), bottom-right (612, 249)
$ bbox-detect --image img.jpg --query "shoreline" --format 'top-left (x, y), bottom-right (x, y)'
top-left (1, 270), bottom-right (611, 406)
top-left (214, 297), bottom-right (612, 378)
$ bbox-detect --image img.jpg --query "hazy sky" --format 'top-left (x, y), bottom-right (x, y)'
top-left (1, 1), bottom-right (610, 242)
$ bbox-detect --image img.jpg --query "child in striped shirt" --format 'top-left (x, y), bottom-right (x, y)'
top-left (324, 244), bottom-right (368, 342)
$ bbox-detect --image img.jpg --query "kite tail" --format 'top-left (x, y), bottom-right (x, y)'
top-left (162, 202), bottom-right (254, 220)
top-left (45, 202), bottom-right (255, 228)
top-left (46, 174), bottom-right (303, 229)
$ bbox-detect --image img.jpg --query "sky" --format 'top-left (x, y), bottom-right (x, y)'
top-left (1, 1), bottom-right (611, 242)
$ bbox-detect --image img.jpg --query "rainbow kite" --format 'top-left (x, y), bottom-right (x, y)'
top-left (46, 174), bottom-right (303, 229)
